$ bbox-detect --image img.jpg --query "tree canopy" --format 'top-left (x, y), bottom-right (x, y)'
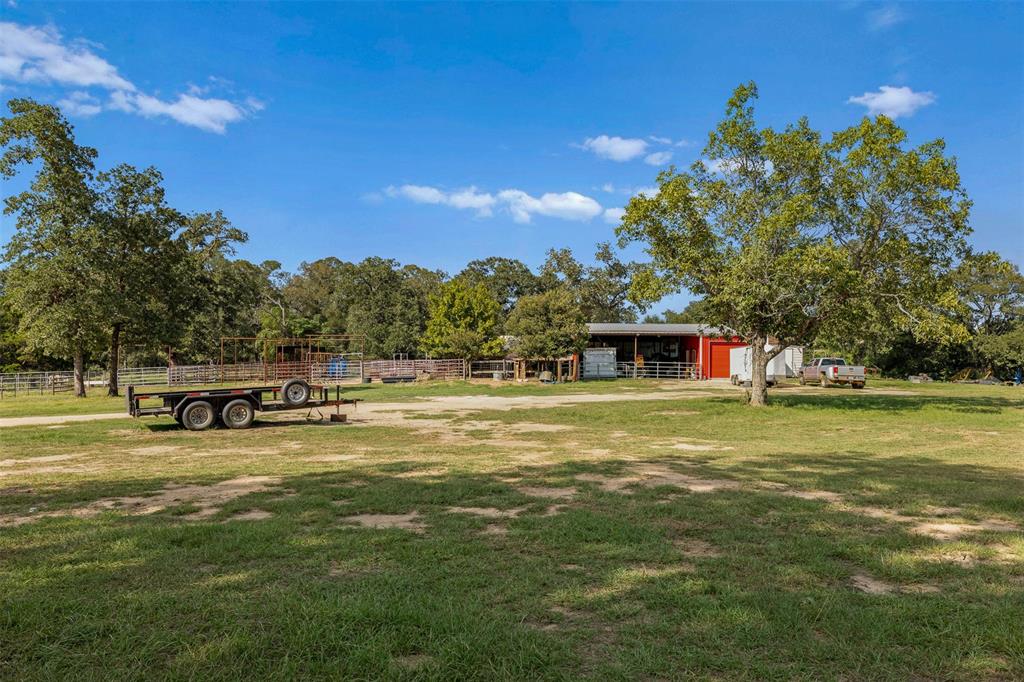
top-left (618, 82), bottom-right (972, 404)
top-left (420, 279), bottom-right (503, 359)
top-left (505, 288), bottom-right (588, 359)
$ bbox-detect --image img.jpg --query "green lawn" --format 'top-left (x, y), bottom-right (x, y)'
top-left (1, 379), bottom-right (1022, 680)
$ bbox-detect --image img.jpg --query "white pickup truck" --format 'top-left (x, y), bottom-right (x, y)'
top-left (799, 357), bottom-right (866, 389)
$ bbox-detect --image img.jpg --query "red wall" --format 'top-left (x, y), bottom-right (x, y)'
top-left (699, 336), bottom-right (745, 379)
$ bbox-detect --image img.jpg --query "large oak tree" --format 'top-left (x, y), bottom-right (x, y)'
top-left (618, 83), bottom-right (971, 405)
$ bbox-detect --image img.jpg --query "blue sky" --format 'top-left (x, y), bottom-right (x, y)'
top-left (2, 2), bottom-right (1022, 311)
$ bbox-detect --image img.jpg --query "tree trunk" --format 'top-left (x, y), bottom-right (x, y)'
top-left (748, 336), bottom-right (770, 407)
top-left (73, 350), bottom-right (86, 398)
top-left (107, 323), bottom-right (121, 397)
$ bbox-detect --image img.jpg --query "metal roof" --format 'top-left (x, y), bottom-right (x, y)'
top-left (586, 323), bottom-right (728, 336)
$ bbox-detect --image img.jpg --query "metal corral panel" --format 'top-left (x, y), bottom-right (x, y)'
top-left (583, 347), bottom-right (618, 379)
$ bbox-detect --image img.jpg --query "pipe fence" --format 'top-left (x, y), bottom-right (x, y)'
top-left (0, 358), bottom-right (469, 397)
top-left (468, 360), bottom-right (514, 379)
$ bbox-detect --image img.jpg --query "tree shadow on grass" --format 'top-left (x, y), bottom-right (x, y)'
top-left (3, 456), bottom-right (1022, 680)
top-left (712, 390), bottom-right (1024, 414)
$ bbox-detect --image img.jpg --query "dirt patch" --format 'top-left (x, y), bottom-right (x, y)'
top-left (575, 464), bottom-right (738, 495)
top-left (341, 512), bottom-right (426, 533)
top-left (540, 504), bottom-right (568, 516)
top-left (446, 506), bottom-right (525, 519)
top-left (0, 475), bottom-right (282, 526)
top-left (633, 464), bottom-right (740, 493)
top-left (460, 420), bottom-right (574, 434)
top-left (911, 519), bottom-right (1019, 541)
top-left (129, 446), bottom-right (185, 456)
top-left (304, 454), bottom-right (363, 463)
top-left (674, 538), bottom-right (722, 558)
top-left (850, 572), bottom-right (940, 595)
top-left (575, 472), bottom-right (641, 493)
top-left (481, 523), bottom-right (508, 536)
top-left (517, 485), bottom-right (577, 500)
top-left (662, 441), bottom-right (734, 452)
top-left (920, 505), bottom-right (964, 517)
top-left (781, 489), bottom-right (845, 503)
top-left (0, 454), bottom-right (79, 468)
top-left (225, 509), bottom-right (273, 521)
top-left (850, 573), bottom-right (895, 595)
top-left (394, 654), bottom-right (432, 670)
top-left (0, 412), bottom-right (127, 428)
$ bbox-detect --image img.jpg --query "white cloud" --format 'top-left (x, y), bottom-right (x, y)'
top-left (124, 93), bottom-right (247, 134)
top-left (603, 207), bottom-right (625, 225)
top-left (632, 186), bottom-right (659, 198)
top-left (0, 22), bottom-right (134, 90)
top-left (386, 184), bottom-right (446, 204)
top-left (447, 187), bottom-right (497, 217)
top-left (497, 189), bottom-right (603, 223)
top-left (674, 138), bottom-right (695, 147)
top-left (644, 151), bottom-right (672, 166)
top-left (868, 5), bottom-right (905, 31)
top-left (57, 90), bottom-right (101, 117)
top-left (848, 85), bottom-right (935, 118)
top-left (579, 134), bottom-right (649, 162)
top-left (601, 182), bottom-right (615, 193)
top-left (0, 21), bottom-right (260, 133)
top-left (383, 184), bottom-right (603, 223)
top-left (648, 135), bottom-right (672, 145)
top-left (385, 184), bottom-right (496, 217)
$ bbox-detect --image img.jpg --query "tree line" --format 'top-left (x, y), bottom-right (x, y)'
top-left (0, 99), bottom-right (640, 396)
top-left (2, 89), bottom-right (1022, 404)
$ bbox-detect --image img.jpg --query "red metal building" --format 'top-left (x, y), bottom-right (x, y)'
top-left (586, 323), bottom-right (745, 380)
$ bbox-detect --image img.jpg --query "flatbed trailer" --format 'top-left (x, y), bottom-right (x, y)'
top-left (126, 379), bottom-right (358, 430)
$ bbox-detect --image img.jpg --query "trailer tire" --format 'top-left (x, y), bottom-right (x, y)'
top-left (222, 399), bottom-right (255, 429)
top-left (281, 378), bottom-right (311, 407)
top-left (181, 400), bottom-right (216, 431)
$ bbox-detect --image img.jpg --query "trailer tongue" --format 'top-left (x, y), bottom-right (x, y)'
top-left (126, 379), bottom-right (359, 430)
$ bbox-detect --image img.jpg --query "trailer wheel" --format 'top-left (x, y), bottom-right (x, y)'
top-left (281, 378), bottom-right (311, 407)
top-left (181, 400), bottom-right (216, 431)
top-left (221, 399), bottom-right (255, 429)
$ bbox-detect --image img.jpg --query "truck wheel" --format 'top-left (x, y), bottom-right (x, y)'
top-left (281, 378), bottom-right (311, 407)
top-left (819, 375), bottom-right (830, 388)
top-left (222, 399), bottom-right (255, 429)
top-left (181, 400), bottom-right (215, 431)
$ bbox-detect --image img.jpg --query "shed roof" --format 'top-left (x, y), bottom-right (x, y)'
top-left (586, 323), bottom-right (728, 336)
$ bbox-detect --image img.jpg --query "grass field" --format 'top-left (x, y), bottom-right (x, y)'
top-left (1, 379), bottom-right (1022, 680)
